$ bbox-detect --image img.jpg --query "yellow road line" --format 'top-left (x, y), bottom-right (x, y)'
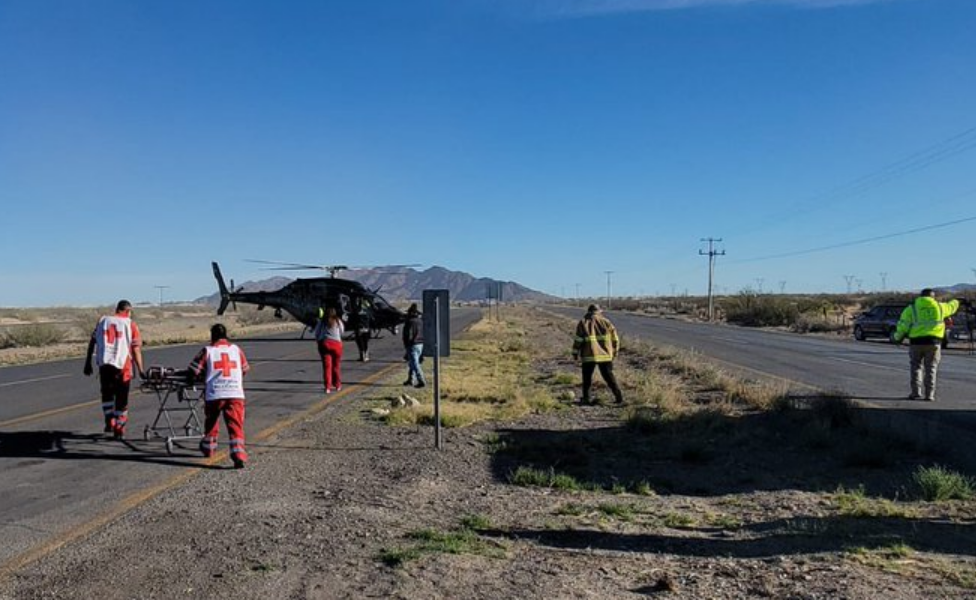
top-left (0, 363), bottom-right (397, 581)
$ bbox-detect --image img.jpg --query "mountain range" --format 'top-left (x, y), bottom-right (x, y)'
top-left (194, 266), bottom-right (559, 305)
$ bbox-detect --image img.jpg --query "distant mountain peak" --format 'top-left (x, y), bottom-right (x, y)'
top-left (195, 265), bottom-right (557, 305)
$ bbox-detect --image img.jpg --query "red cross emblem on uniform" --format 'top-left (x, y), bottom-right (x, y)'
top-left (213, 352), bottom-right (238, 377)
top-left (104, 324), bottom-right (120, 344)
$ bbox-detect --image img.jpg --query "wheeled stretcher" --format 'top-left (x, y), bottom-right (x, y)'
top-left (140, 365), bottom-right (204, 455)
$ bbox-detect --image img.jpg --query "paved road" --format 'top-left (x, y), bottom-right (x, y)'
top-left (549, 306), bottom-right (976, 417)
top-left (0, 308), bottom-right (481, 573)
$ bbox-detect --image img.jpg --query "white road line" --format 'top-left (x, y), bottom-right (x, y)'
top-left (0, 374), bottom-right (72, 388)
top-left (830, 356), bottom-right (903, 372)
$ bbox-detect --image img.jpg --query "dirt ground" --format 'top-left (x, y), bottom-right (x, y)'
top-left (3, 398), bottom-right (975, 599)
top-left (2, 309), bottom-right (975, 599)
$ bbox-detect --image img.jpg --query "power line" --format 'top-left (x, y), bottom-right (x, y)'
top-left (739, 126), bottom-right (976, 235)
top-left (732, 214), bottom-right (976, 264)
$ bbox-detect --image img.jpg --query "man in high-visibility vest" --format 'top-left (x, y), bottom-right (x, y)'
top-left (893, 288), bottom-right (960, 401)
top-left (189, 324), bottom-right (250, 468)
top-left (572, 304), bottom-right (624, 405)
top-left (83, 299), bottom-right (146, 439)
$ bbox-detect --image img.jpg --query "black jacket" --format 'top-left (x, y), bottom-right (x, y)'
top-left (402, 313), bottom-right (423, 346)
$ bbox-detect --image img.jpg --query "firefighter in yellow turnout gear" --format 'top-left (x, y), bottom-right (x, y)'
top-left (893, 288), bottom-right (960, 401)
top-left (572, 304), bottom-right (624, 404)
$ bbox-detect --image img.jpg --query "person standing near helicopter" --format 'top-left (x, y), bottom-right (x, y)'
top-left (402, 303), bottom-right (426, 388)
top-left (315, 306), bottom-right (345, 393)
top-left (354, 297), bottom-right (372, 362)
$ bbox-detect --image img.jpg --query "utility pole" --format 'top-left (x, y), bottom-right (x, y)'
top-left (699, 238), bottom-right (725, 321)
top-left (880, 272), bottom-right (888, 292)
top-left (604, 271), bottom-right (614, 310)
top-left (154, 285), bottom-right (170, 307)
top-left (779, 281), bottom-right (786, 294)
top-left (755, 278), bottom-right (764, 294)
top-left (843, 275), bottom-right (856, 295)
top-left (575, 283), bottom-right (581, 307)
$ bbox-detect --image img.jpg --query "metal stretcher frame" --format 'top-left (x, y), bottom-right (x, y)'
top-left (140, 366), bottom-right (204, 455)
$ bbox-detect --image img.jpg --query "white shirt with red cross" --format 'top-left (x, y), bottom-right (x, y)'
top-left (94, 315), bottom-right (135, 370)
top-left (203, 342), bottom-right (248, 401)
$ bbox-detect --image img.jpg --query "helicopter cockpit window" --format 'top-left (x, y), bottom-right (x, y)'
top-left (372, 296), bottom-right (393, 310)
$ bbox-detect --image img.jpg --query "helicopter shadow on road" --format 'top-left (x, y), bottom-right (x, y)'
top-left (0, 430), bottom-right (224, 469)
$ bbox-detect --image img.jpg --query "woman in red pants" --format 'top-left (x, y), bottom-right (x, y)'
top-left (314, 306), bottom-right (345, 393)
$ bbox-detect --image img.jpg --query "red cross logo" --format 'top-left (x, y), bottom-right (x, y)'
top-left (104, 324), bottom-right (120, 344)
top-left (213, 353), bottom-right (238, 377)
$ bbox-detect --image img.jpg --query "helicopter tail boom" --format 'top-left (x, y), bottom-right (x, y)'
top-left (212, 262), bottom-right (231, 315)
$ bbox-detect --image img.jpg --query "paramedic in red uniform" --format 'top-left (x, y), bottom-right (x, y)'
top-left (83, 299), bottom-right (146, 439)
top-left (189, 324), bottom-right (250, 469)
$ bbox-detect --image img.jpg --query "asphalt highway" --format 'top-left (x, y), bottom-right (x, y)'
top-left (550, 306), bottom-right (976, 417)
top-left (0, 307), bottom-right (481, 575)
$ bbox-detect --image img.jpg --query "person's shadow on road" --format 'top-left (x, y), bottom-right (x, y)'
top-left (0, 430), bottom-right (223, 469)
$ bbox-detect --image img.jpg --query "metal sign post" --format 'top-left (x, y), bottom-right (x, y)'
top-left (423, 290), bottom-right (450, 449)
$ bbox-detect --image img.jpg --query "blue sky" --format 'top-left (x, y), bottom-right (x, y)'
top-left (1, 0), bottom-right (974, 306)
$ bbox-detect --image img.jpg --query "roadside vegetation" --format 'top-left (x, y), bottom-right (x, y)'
top-left (578, 290), bottom-right (976, 338)
top-left (371, 305), bottom-right (976, 590)
top-left (0, 304), bottom-right (302, 366)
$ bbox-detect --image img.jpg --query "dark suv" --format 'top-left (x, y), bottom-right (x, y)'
top-left (854, 302), bottom-right (953, 348)
top-left (853, 304), bottom-right (907, 343)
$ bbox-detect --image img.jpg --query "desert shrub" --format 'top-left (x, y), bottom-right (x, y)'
top-left (914, 465), bottom-right (975, 501)
top-left (810, 393), bottom-right (857, 429)
top-left (236, 307), bottom-right (282, 326)
top-left (3, 323), bottom-right (67, 347)
top-left (791, 314), bottom-right (848, 334)
top-left (722, 293), bottom-right (800, 327)
top-left (509, 466), bottom-right (582, 490)
top-left (70, 310), bottom-right (103, 341)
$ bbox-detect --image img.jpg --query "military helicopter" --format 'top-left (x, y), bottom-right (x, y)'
top-left (211, 260), bottom-right (414, 336)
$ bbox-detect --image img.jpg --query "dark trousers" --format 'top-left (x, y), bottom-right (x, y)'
top-left (355, 330), bottom-right (370, 358)
top-left (581, 361), bottom-right (623, 403)
top-left (99, 365), bottom-right (131, 428)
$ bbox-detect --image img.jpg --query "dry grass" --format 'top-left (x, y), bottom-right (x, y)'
top-left (381, 312), bottom-right (563, 427)
top-left (0, 304), bottom-right (303, 366)
top-left (378, 306), bottom-right (819, 430)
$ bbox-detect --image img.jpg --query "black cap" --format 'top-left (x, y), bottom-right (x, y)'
top-left (116, 299), bottom-right (132, 312)
top-left (921, 288), bottom-right (934, 297)
top-left (587, 304), bottom-right (600, 313)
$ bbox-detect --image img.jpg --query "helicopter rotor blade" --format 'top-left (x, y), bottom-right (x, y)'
top-left (246, 259), bottom-right (328, 270)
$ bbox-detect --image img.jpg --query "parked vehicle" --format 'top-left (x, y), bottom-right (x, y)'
top-left (853, 304), bottom-right (907, 343)
top-left (949, 311), bottom-right (975, 342)
top-left (853, 302), bottom-right (953, 348)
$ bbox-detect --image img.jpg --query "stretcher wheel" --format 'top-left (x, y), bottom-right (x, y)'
top-left (143, 426), bottom-right (151, 441)
top-left (165, 438), bottom-right (174, 455)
